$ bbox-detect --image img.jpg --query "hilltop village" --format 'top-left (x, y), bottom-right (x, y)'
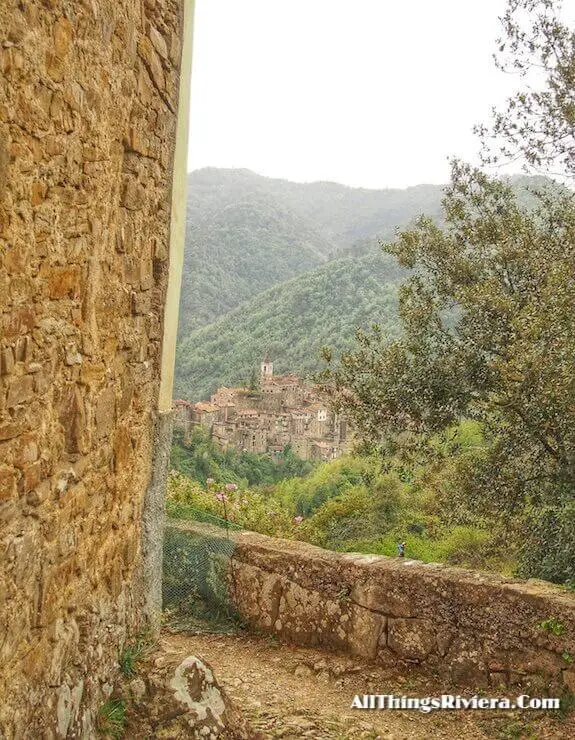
top-left (174, 357), bottom-right (351, 461)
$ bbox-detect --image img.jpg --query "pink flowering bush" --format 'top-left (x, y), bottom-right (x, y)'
top-left (166, 470), bottom-right (296, 537)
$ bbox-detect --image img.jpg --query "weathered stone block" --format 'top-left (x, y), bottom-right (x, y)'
top-left (1, 347), bottom-right (15, 375)
top-left (511, 648), bottom-right (566, 678)
top-left (53, 17), bottom-right (74, 60)
top-left (119, 377), bottom-right (134, 414)
top-left (14, 335), bottom-right (30, 362)
top-left (132, 290), bottom-right (151, 315)
top-left (22, 461), bottom-right (43, 492)
top-left (148, 24), bottom-right (169, 60)
top-left (64, 343), bottom-right (82, 366)
top-left (27, 479), bottom-right (51, 507)
top-left (44, 265), bottom-right (83, 300)
top-left (2, 307), bottom-right (35, 340)
top-left (0, 466), bottom-right (17, 501)
top-left (31, 180), bottom-right (48, 206)
top-left (348, 606), bottom-right (386, 659)
top-left (122, 178), bottom-right (146, 211)
top-left (351, 580), bottom-right (414, 617)
top-left (13, 431), bottom-right (39, 468)
top-left (138, 37), bottom-right (165, 91)
top-left (95, 386), bottom-right (116, 439)
top-left (6, 375), bottom-right (35, 407)
top-left (80, 361), bottom-right (106, 386)
top-left (113, 425), bottom-right (133, 475)
top-left (445, 637), bottom-right (488, 686)
top-left (58, 385), bottom-right (88, 454)
top-left (0, 421), bottom-right (24, 442)
top-left (387, 618), bottom-right (436, 662)
top-left (140, 264), bottom-right (154, 292)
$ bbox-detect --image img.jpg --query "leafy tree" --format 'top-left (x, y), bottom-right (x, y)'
top-left (477, 0), bottom-right (575, 176)
top-left (319, 0), bottom-right (575, 583)
top-left (321, 164), bottom-right (575, 582)
top-left (247, 368), bottom-right (260, 393)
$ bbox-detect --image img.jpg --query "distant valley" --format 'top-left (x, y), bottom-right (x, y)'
top-left (175, 168), bottom-right (552, 401)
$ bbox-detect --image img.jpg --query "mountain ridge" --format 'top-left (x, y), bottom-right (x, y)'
top-left (175, 168), bottom-right (564, 401)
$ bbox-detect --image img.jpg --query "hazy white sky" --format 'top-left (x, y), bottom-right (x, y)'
top-left (187, 0), bottom-right (520, 189)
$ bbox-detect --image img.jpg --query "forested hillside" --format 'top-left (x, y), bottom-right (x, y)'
top-left (175, 250), bottom-right (405, 400)
top-left (178, 168), bottom-right (445, 336)
top-left (176, 169), bottom-right (560, 401)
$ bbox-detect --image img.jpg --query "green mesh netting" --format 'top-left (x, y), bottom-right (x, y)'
top-left (162, 505), bottom-right (244, 633)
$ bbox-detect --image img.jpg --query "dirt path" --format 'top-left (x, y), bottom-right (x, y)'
top-left (157, 631), bottom-right (574, 740)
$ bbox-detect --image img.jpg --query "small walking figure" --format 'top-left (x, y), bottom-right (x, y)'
top-left (397, 541), bottom-right (406, 558)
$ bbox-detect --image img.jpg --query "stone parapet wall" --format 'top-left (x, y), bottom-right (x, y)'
top-left (0, 1), bottom-right (185, 735)
top-left (226, 529), bottom-right (575, 691)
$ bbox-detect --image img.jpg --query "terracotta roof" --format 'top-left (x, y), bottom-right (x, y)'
top-left (194, 402), bottom-right (219, 413)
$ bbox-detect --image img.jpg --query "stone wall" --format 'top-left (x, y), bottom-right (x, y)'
top-left (226, 529), bottom-right (575, 692)
top-left (0, 1), bottom-right (186, 735)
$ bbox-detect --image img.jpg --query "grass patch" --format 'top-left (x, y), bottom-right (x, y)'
top-left (97, 698), bottom-right (126, 739)
top-left (343, 525), bottom-right (516, 573)
top-left (119, 631), bottom-right (153, 677)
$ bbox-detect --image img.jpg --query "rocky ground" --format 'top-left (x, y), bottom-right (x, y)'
top-left (116, 630), bottom-right (575, 739)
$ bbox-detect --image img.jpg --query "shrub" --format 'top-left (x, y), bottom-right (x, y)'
top-left (436, 526), bottom-right (493, 568)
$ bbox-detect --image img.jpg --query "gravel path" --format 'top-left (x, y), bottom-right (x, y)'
top-left (157, 631), bottom-right (574, 739)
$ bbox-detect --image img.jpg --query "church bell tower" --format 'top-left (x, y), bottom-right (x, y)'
top-left (261, 352), bottom-right (273, 380)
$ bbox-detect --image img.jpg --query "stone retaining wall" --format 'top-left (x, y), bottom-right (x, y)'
top-left (0, 1), bottom-right (185, 735)
top-left (225, 529), bottom-right (575, 692)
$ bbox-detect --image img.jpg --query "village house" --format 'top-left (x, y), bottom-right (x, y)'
top-left (174, 356), bottom-right (351, 461)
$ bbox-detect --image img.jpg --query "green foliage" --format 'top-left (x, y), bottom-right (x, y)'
top-left (478, 0), bottom-right (575, 176)
top-left (119, 632), bottom-right (152, 677)
top-left (517, 502), bottom-right (575, 585)
top-left (320, 164), bottom-right (575, 584)
top-left (295, 475), bottom-right (404, 550)
top-left (536, 617), bottom-right (566, 636)
top-left (178, 167), bottom-right (444, 338)
top-left (247, 368), bottom-right (260, 392)
top-left (436, 527), bottom-right (493, 568)
top-left (177, 168), bottom-right (557, 401)
top-left (314, 0), bottom-right (575, 586)
top-left (175, 251), bottom-right (404, 400)
top-left (167, 471), bottom-right (297, 538)
top-left (97, 698), bottom-right (126, 740)
top-left (168, 442), bottom-right (513, 575)
top-left (271, 454), bottom-right (376, 517)
top-left (171, 427), bottom-right (315, 487)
